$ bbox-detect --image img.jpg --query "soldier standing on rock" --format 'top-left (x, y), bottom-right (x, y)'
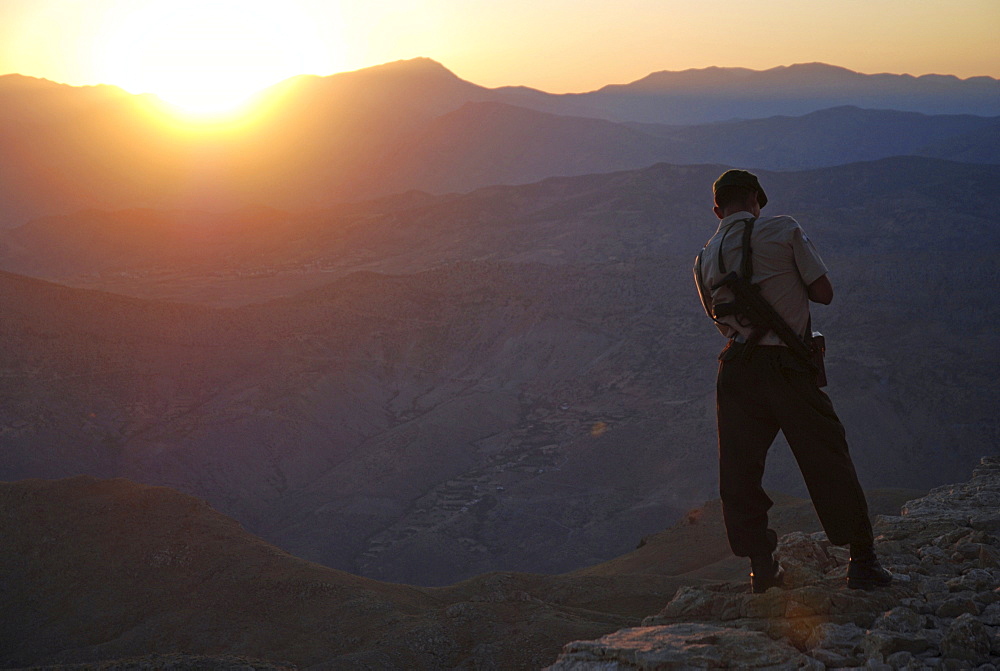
top-left (693, 169), bottom-right (893, 593)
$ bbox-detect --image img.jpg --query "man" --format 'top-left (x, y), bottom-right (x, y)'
top-left (693, 169), bottom-right (892, 593)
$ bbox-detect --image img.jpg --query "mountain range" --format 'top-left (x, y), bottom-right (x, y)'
top-left (0, 59), bottom-right (997, 227)
top-left (1, 56), bottom-right (998, 665)
top-left (1, 157), bottom-right (996, 586)
top-left (360, 102), bottom-right (1000, 195)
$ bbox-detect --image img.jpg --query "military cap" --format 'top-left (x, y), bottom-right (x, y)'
top-left (713, 169), bottom-right (768, 208)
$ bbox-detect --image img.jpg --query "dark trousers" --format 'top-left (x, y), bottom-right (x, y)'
top-left (716, 345), bottom-right (874, 558)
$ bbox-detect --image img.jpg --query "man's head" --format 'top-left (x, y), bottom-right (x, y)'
top-left (713, 169), bottom-right (767, 219)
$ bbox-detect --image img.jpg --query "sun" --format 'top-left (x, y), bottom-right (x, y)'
top-left (98, 0), bottom-right (335, 117)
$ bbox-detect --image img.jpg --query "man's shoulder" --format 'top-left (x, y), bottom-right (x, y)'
top-left (755, 214), bottom-right (804, 241)
top-left (756, 214), bottom-right (800, 230)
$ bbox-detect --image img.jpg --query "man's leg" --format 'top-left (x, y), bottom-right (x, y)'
top-left (717, 356), bottom-right (781, 558)
top-left (770, 362), bottom-right (873, 549)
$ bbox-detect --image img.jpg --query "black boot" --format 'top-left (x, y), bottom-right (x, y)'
top-left (750, 556), bottom-right (784, 594)
top-left (846, 547), bottom-right (893, 590)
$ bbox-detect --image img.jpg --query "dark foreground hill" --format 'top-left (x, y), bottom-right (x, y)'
top-left (0, 157), bottom-right (996, 587)
top-left (0, 476), bottom-right (920, 669)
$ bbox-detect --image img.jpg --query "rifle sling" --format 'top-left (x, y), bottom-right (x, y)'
top-left (709, 217), bottom-right (814, 367)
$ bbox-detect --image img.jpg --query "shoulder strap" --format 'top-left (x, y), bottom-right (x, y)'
top-left (717, 217), bottom-right (755, 277)
top-left (739, 218), bottom-right (755, 280)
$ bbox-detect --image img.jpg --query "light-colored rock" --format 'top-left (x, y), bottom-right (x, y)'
top-left (947, 568), bottom-right (999, 592)
top-left (873, 606), bottom-right (924, 633)
top-left (774, 531), bottom-right (838, 586)
top-left (544, 623), bottom-right (807, 670)
top-left (940, 612), bottom-right (993, 663)
top-left (805, 621), bottom-right (864, 665)
top-left (548, 457), bottom-right (1000, 670)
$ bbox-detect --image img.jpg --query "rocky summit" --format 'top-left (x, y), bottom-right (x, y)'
top-left (547, 455), bottom-right (1000, 670)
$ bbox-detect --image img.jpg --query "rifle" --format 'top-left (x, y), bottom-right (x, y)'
top-left (698, 217), bottom-right (826, 385)
top-left (712, 272), bottom-right (817, 369)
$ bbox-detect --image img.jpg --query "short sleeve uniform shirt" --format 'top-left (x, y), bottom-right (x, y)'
top-left (697, 211), bottom-right (828, 347)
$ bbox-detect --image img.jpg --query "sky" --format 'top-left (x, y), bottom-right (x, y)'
top-left (1, 0), bottom-right (997, 109)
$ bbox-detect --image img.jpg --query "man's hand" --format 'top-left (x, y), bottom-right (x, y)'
top-left (808, 275), bottom-right (834, 305)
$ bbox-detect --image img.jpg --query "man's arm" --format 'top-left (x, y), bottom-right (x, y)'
top-left (808, 274), bottom-right (834, 305)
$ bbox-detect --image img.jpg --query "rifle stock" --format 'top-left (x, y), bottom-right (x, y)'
top-left (712, 271), bottom-right (817, 369)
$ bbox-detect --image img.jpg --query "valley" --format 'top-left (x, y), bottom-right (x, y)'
top-left (0, 57), bottom-right (996, 598)
top-left (0, 157), bottom-right (996, 586)
top-left (1, 9), bottom-right (997, 665)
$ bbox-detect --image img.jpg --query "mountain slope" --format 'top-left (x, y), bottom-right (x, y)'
top-left (916, 117), bottom-right (1000, 164)
top-left (0, 157), bottom-right (996, 586)
top-left (3, 156), bottom-right (997, 297)
top-left (360, 104), bottom-right (1000, 195)
top-left (627, 106), bottom-right (1000, 170)
top-left (360, 101), bottom-right (678, 194)
top-left (0, 476), bottom-right (624, 669)
top-left (0, 475), bottom-right (923, 669)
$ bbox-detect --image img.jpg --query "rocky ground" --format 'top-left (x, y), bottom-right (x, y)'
top-left (547, 455), bottom-right (1000, 669)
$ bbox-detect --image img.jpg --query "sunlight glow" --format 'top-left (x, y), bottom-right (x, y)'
top-left (97, 0), bottom-right (338, 117)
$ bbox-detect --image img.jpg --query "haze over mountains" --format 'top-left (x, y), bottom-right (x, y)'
top-left (0, 156), bottom-right (996, 586)
top-left (1, 56), bottom-right (998, 666)
top-left (0, 58), bottom-right (997, 227)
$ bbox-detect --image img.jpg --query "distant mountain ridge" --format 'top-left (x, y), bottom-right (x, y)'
top-left (597, 62), bottom-right (1000, 120)
top-left (360, 102), bottom-right (1000, 194)
top-left (0, 59), bottom-right (997, 227)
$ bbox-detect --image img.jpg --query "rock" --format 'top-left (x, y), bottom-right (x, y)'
top-left (937, 596), bottom-right (981, 618)
top-left (873, 606), bottom-right (924, 633)
top-left (921, 577), bottom-right (950, 595)
top-left (886, 650), bottom-right (916, 667)
top-left (544, 623), bottom-right (808, 670)
top-left (864, 661), bottom-right (893, 671)
top-left (742, 590), bottom-right (787, 619)
top-left (548, 457), bottom-right (1000, 670)
top-left (805, 622), bottom-right (864, 665)
top-left (774, 531), bottom-right (837, 586)
top-left (653, 585), bottom-right (742, 621)
top-left (977, 544), bottom-right (1000, 568)
top-left (948, 569), bottom-right (999, 592)
top-left (863, 630), bottom-right (933, 658)
top-left (981, 603), bottom-right (1000, 626)
top-left (921, 546), bottom-right (949, 562)
top-left (976, 591), bottom-right (1000, 606)
top-left (809, 647), bottom-right (857, 667)
top-left (940, 613), bottom-right (993, 664)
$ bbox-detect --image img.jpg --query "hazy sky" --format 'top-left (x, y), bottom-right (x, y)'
top-left (2, 0), bottom-right (998, 96)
